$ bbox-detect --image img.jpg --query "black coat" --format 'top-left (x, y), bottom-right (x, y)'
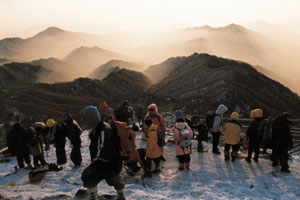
top-left (6, 123), bottom-right (29, 156)
top-left (115, 106), bottom-right (132, 124)
top-left (52, 122), bottom-right (67, 165)
top-left (272, 115), bottom-right (292, 150)
top-left (247, 118), bottom-right (264, 143)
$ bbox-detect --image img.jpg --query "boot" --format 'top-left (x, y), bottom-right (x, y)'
top-left (117, 188), bottom-right (126, 200)
top-left (224, 150), bottom-right (230, 161)
top-left (213, 149), bottom-right (221, 155)
top-left (143, 170), bottom-right (152, 178)
top-left (281, 168), bottom-right (291, 173)
top-left (245, 157), bottom-right (251, 163)
top-left (231, 151), bottom-right (238, 162)
top-left (272, 162), bottom-right (279, 167)
top-left (178, 163), bottom-right (184, 171)
top-left (160, 156), bottom-right (166, 161)
top-left (197, 141), bottom-right (204, 152)
top-left (87, 187), bottom-right (98, 200)
top-left (185, 162), bottom-right (190, 170)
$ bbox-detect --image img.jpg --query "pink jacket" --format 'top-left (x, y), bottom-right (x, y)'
top-left (173, 122), bottom-right (193, 156)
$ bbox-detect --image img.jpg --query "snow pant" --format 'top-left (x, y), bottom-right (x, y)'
top-left (224, 143), bottom-right (239, 158)
top-left (177, 154), bottom-right (191, 164)
top-left (247, 140), bottom-right (261, 160)
top-left (71, 145), bottom-right (82, 166)
top-left (197, 139), bottom-right (204, 152)
top-left (33, 154), bottom-right (47, 167)
top-left (56, 146), bottom-right (67, 165)
top-left (17, 153), bottom-right (31, 168)
top-left (272, 143), bottom-right (289, 170)
top-left (212, 131), bottom-right (221, 152)
top-left (145, 157), bottom-right (160, 172)
top-left (81, 158), bottom-right (124, 190)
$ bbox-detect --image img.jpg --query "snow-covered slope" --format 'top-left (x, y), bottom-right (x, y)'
top-left (1, 130), bottom-right (300, 200)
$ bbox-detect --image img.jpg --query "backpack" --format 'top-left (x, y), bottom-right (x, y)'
top-left (114, 121), bottom-right (136, 161)
top-left (146, 114), bottom-right (166, 147)
top-left (157, 129), bottom-right (166, 147)
top-left (177, 128), bottom-right (192, 148)
top-left (206, 111), bottom-right (220, 130)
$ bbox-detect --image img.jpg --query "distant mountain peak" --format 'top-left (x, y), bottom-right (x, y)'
top-left (34, 26), bottom-right (66, 37)
top-left (221, 23), bottom-right (247, 32)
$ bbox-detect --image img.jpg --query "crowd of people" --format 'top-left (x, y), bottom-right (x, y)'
top-left (5, 100), bottom-right (294, 200)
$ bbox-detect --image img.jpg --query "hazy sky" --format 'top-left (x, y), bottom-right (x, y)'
top-left (1, 0), bottom-right (300, 38)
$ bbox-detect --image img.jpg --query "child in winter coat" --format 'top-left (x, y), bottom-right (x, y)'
top-left (143, 119), bottom-right (163, 177)
top-left (224, 112), bottom-right (242, 162)
top-left (245, 109), bottom-right (265, 163)
top-left (173, 117), bottom-right (193, 171)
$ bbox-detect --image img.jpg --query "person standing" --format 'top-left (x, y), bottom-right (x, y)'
top-left (271, 113), bottom-right (293, 172)
top-left (6, 123), bottom-right (33, 170)
top-left (224, 112), bottom-right (242, 162)
top-left (143, 104), bottom-right (166, 161)
top-left (245, 109), bottom-right (264, 163)
top-left (210, 104), bottom-right (228, 154)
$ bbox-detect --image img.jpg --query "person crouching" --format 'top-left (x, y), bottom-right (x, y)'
top-left (80, 106), bottom-right (126, 200)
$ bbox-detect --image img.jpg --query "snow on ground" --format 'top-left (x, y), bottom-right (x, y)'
top-left (1, 130), bottom-right (300, 200)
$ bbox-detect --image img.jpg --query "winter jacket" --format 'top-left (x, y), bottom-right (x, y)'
top-left (224, 112), bottom-right (242, 145)
top-left (211, 104), bottom-right (228, 133)
top-left (26, 127), bottom-right (43, 156)
top-left (6, 123), bottom-right (29, 156)
top-left (93, 121), bottom-right (122, 161)
top-left (272, 115), bottom-right (293, 150)
top-left (246, 118), bottom-right (264, 143)
top-left (173, 122), bottom-right (193, 156)
top-left (115, 105), bottom-right (132, 124)
top-left (143, 113), bottom-right (166, 136)
top-left (65, 119), bottom-right (82, 147)
top-left (146, 124), bottom-right (163, 159)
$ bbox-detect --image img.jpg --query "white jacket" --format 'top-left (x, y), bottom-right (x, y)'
top-left (211, 104), bottom-right (228, 133)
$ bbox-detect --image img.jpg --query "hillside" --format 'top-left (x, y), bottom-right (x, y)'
top-left (0, 27), bottom-right (104, 61)
top-left (147, 53), bottom-right (300, 117)
top-left (0, 62), bottom-right (64, 86)
top-left (63, 46), bottom-right (124, 76)
top-left (89, 59), bottom-right (146, 80)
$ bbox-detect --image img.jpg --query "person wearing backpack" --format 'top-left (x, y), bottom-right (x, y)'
top-left (6, 123), bottom-right (33, 170)
top-left (143, 119), bottom-right (163, 178)
top-left (65, 114), bottom-right (83, 168)
top-left (143, 104), bottom-right (167, 161)
top-left (25, 127), bottom-right (47, 169)
top-left (245, 109), bottom-right (264, 163)
top-left (46, 119), bottom-right (67, 168)
top-left (81, 106), bottom-right (126, 200)
top-left (173, 117), bottom-right (193, 171)
top-left (224, 112), bottom-right (242, 162)
top-left (209, 104), bottom-right (228, 154)
top-left (271, 112), bottom-right (293, 172)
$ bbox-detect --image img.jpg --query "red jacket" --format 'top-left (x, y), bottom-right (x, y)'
top-left (143, 113), bottom-right (166, 136)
